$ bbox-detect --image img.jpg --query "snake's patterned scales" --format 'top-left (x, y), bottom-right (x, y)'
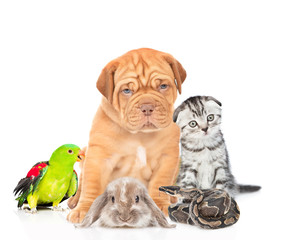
top-left (159, 186), bottom-right (240, 229)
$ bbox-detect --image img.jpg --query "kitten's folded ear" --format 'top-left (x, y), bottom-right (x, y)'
top-left (206, 96), bottom-right (222, 107)
top-left (173, 105), bottom-right (183, 122)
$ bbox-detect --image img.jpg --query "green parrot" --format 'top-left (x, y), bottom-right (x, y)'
top-left (13, 144), bottom-right (83, 213)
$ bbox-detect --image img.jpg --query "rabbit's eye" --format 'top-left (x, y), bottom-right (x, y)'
top-left (135, 196), bottom-right (139, 203)
top-left (111, 196), bottom-right (115, 203)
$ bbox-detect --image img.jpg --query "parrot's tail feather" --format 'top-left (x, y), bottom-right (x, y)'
top-left (14, 177), bottom-right (35, 208)
top-left (14, 162), bottom-right (48, 208)
top-left (17, 192), bottom-right (29, 208)
top-left (13, 178), bottom-right (31, 196)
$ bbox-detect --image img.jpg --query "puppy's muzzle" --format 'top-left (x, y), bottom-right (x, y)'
top-left (140, 103), bottom-right (155, 116)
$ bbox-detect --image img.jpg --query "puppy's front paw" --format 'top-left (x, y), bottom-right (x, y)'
top-left (67, 206), bottom-right (88, 223)
top-left (170, 196), bottom-right (178, 204)
top-left (155, 202), bottom-right (170, 216)
top-left (161, 205), bottom-right (170, 216)
top-left (67, 196), bottom-right (79, 209)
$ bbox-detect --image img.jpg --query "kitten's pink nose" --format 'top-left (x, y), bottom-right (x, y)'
top-left (202, 127), bottom-right (208, 132)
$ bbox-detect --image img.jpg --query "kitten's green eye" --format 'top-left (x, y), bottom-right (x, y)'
top-left (207, 114), bottom-right (214, 122)
top-left (189, 121), bottom-right (197, 128)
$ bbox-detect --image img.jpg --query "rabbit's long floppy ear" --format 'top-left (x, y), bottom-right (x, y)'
top-left (76, 192), bottom-right (108, 228)
top-left (143, 192), bottom-right (176, 228)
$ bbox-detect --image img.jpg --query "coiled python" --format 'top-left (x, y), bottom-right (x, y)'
top-left (159, 186), bottom-right (240, 229)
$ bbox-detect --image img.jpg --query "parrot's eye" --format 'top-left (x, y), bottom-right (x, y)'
top-left (68, 150), bottom-right (73, 154)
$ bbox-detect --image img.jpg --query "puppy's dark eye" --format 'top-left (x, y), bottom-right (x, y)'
top-left (135, 196), bottom-right (139, 203)
top-left (111, 196), bottom-right (115, 203)
top-left (159, 84), bottom-right (169, 91)
top-left (122, 89), bottom-right (132, 95)
top-left (68, 149), bottom-right (73, 154)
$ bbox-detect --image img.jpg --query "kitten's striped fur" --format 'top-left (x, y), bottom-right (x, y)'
top-left (174, 96), bottom-right (260, 197)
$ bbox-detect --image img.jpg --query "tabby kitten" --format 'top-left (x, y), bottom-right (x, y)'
top-left (174, 96), bottom-right (260, 197)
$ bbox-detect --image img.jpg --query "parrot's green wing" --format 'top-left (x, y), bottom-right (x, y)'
top-left (66, 170), bottom-right (78, 198)
top-left (14, 161), bottom-right (49, 208)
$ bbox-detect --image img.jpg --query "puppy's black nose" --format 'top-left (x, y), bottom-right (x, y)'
top-left (140, 104), bottom-right (154, 116)
top-left (201, 127), bottom-right (208, 132)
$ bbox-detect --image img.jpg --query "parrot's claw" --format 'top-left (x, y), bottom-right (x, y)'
top-left (25, 208), bottom-right (37, 214)
top-left (52, 206), bottom-right (64, 211)
top-left (22, 204), bottom-right (30, 210)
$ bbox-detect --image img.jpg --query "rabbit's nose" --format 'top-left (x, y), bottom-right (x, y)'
top-left (119, 211), bottom-right (131, 222)
top-left (119, 215), bottom-right (131, 222)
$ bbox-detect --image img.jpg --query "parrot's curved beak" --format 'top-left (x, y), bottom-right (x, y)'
top-left (77, 149), bottom-right (85, 162)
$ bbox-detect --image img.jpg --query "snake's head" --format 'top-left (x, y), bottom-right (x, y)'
top-left (159, 186), bottom-right (181, 196)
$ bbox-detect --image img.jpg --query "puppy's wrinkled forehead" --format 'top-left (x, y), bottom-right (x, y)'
top-left (114, 51), bottom-right (174, 86)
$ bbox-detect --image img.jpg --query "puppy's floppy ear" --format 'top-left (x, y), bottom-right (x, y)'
top-left (96, 61), bottom-right (119, 103)
top-left (164, 55), bottom-right (186, 94)
top-left (76, 191), bottom-right (108, 228)
top-left (143, 190), bottom-right (176, 228)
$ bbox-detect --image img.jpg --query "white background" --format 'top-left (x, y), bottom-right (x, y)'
top-left (1, 0), bottom-right (284, 239)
